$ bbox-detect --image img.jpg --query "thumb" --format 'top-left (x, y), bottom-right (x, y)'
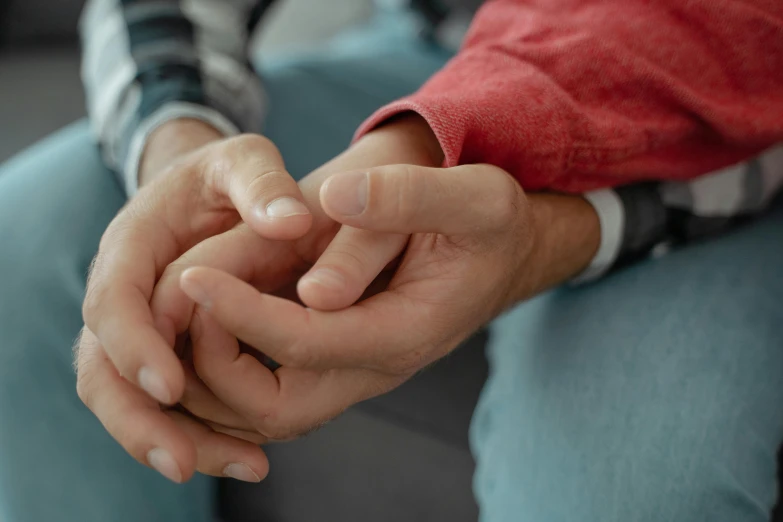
top-left (319, 164), bottom-right (523, 235)
top-left (209, 135), bottom-right (312, 240)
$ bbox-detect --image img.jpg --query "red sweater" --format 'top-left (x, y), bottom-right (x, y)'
top-left (355, 0), bottom-right (783, 192)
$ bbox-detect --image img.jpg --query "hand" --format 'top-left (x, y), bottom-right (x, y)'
top-left (74, 120), bottom-right (316, 483)
top-left (139, 119), bottom-right (228, 186)
top-left (153, 162), bottom-right (600, 452)
top-left (75, 114), bottom-right (444, 483)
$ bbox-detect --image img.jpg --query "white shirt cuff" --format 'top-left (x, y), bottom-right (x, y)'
top-left (571, 189), bottom-right (625, 284)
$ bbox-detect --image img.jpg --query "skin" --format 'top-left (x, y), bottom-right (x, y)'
top-left (75, 114), bottom-right (449, 482)
top-left (75, 114), bottom-right (600, 484)
top-left (156, 165), bottom-right (601, 445)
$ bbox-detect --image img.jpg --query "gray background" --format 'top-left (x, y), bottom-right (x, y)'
top-left (0, 0), bottom-right (374, 163)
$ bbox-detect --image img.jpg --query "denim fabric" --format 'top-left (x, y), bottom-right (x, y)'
top-left (472, 202), bottom-right (783, 522)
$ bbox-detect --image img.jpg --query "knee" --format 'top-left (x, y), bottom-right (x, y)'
top-left (0, 123), bottom-right (122, 392)
top-left (474, 315), bottom-right (781, 521)
top-left (0, 122), bottom-right (124, 304)
top-left (473, 387), bottom-right (779, 522)
top-left (0, 121), bottom-right (123, 260)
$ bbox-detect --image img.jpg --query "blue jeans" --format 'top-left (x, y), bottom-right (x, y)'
top-left (1, 15), bottom-right (781, 522)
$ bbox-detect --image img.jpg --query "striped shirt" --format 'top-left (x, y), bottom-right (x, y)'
top-left (79, 0), bottom-right (783, 283)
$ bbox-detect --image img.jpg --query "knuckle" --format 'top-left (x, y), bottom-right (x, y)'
top-left (222, 134), bottom-right (278, 168)
top-left (380, 165), bottom-right (426, 225)
top-left (325, 245), bottom-right (369, 276)
top-left (229, 133), bottom-right (273, 152)
top-left (278, 337), bottom-right (315, 368)
top-left (274, 310), bottom-right (319, 368)
top-left (209, 135), bottom-right (289, 203)
top-left (400, 166), bottom-right (423, 222)
top-left (207, 134), bottom-right (273, 177)
top-left (81, 283), bottom-right (107, 328)
top-left (75, 362), bottom-right (96, 407)
top-left (244, 169), bottom-right (292, 200)
top-left (487, 170), bottom-right (524, 228)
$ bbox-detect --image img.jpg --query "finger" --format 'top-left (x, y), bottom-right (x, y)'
top-left (188, 307), bottom-right (282, 426)
top-left (84, 277), bottom-right (190, 405)
top-left (83, 137), bottom-right (307, 405)
top-left (150, 225), bottom-right (299, 343)
top-left (297, 226), bottom-right (407, 310)
top-left (204, 422), bottom-right (268, 445)
top-left (180, 267), bottom-right (425, 372)
top-left (211, 135), bottom-right (312, 241)
top-left (83, 235), bottom-right (187, 404)
top-left (190, 308), bottom-right (393, 439)
top-left (166, 411), bottom-right (268, 482)
top-left (180, 365), bottom-right (255, 430)
top-left (75, 328), bottom-right (196, 483)
top-left (320, 164), bottom-right (524, 235)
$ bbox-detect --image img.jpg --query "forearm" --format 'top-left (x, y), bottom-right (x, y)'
top-left (80, 0), bottom-right (274, 194)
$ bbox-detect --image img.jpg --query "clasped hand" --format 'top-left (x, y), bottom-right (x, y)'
top-left (75, 116), bottom-right (585, 484)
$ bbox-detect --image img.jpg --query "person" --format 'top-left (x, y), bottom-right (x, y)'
top-left (0, 0), bottom-right (782, 521)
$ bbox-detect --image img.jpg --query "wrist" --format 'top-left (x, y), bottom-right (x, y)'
top-left (139, 118), bottom-right (225, 187)
top-left (513, 193), bottom-right (601, 301)
top-left (361, 112), bottom-right (444, 167)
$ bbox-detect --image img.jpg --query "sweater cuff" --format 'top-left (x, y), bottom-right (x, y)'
top-left (353, 99), bottom-right (456, 169)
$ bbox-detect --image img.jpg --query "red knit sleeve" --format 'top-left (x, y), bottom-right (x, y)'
top-left (354, 0), bottom-right (783, 192)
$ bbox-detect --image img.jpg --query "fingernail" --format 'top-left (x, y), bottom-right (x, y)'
top-left (324, 172), bottom-right (367, 216)
top-left (223, 463), bottom-right (261, 483)
top-left (180, 274), bottom-right (211, 309)
top-left (303, 268), bottom-right (345, 290)
top-left (263, 197), bottom-right (310, 219)
top-left (147, 448), bottom-right (182, 483)
top-left (138, 366), bottom-right (171, 404)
